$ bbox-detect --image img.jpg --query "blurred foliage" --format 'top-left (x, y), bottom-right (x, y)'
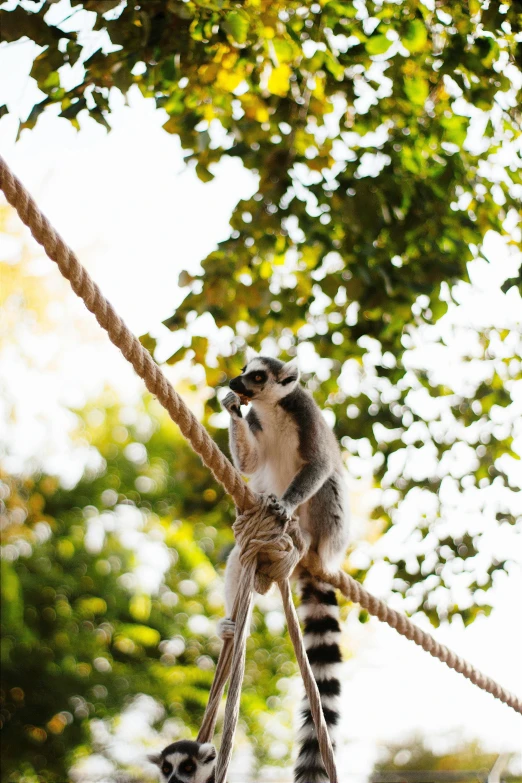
top-left (0, 396), bottom-right (297, 782)
top-left (1, 5), bottom-right (522, 780)
top-left (371, 735), bottom-right (512, 783)
top-left (2, 0), bottom-right (522, 620)
top-left (0, 204), bottom-right (51, 341)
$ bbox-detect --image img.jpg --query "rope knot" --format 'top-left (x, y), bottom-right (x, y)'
top-left (233, 494), bottom-right (306, 594)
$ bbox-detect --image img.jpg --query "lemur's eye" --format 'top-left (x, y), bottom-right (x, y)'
top-left (162, 762), bottom-right (172, 776)
top-left (180, 760), bottom-right (196, 774)
top-left (254, 374), bottom-right (263, 382)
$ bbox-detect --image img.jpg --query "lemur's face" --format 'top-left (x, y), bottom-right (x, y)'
top-left (229, 355), bottom-right (300, 402)
top-left (149, 741), bottom-right (216, 783)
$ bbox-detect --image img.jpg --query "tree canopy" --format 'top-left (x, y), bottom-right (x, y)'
top-left (1, 3), bottom-right (522, 779)
top-left (2, 0), bottom-right (521, 621)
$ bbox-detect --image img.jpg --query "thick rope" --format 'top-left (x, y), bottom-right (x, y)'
top-left (214, 563), bottom-right (255, 783)
top-left (197, 498), bottom-right (337, 782)
top-left (0, 153), bottom-right (519, 741)
top-left (0, 157), bottom-right (254, 515)
top-left (278, 577), bottom-right (339, 782)
top-left (303, 552), bottom-right (522, 714)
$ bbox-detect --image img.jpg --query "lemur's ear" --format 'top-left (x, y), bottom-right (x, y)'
top-left (278, 360), bottom-right (300, 387)
top-left (199, 743), bottom-right (217, 763)
top-left (245, 347), bottom-right (258, 364)
top-left (147, 753), bottom-right (161, 766)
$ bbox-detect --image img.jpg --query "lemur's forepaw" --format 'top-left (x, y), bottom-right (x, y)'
top-left (217, 617), bottom-right (236, 640)
top-left (267, 494), bottom-right (292, 525)
top-left (222, 391), bottom-right (243, 418)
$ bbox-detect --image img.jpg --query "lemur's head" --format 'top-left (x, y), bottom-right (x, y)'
top-left (229, 350), bottom-right (300, 403)
top-left (148, 740), bottom-right (216, 783)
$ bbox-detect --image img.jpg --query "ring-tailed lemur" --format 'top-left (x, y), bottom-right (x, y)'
top-left (221, 350), bottom-right (350, 783)
top-left (149, 740), bottom-right (216, 783)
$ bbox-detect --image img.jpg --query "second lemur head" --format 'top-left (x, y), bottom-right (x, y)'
top-left (148, 740), bottom-right (217, 783)
top-left (229, 350), bottom-right (300, 403)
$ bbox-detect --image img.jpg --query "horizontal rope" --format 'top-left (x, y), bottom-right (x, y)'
top-left (1, 154), bottom-right (520, 720)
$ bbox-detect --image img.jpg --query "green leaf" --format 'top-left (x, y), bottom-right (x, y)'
top-left (76, 597), bottom-right (107, 617)
top-left (30, 46), bottom-right (65, 85)
top-left (117, 624), bottom-right (160, 647)
top-left (195, 162), bottom-right (214, 182)
top-left (267, 64), bottom-right (291, 96)
top-left (59, 97), bottom-right (87, 122)
top-left (404, 75), bottom-right (429, 105)
top-left (18, 98), bottom-right (52, 137)
top-left (441, 114), bottom-right (469, 146)
top-left (501, 265), bottom-right (522, 295)
top-left (324, 51), bottom-right (345, 80)
top-left (403, 19), bottom-right (428, 53)
top-left (138, 332), bottom-right (158, 356)
top-left (129, 594), bottom-right (151, 621)
top-left (365, 34), bottom-right (392, 56)
top-left (163, 115), bottom-right (183, 135)
top-left (0, 561), bottom-right (23, 629)
top-left (273, 38), bottom-right (295, 64)
top-left (90, 107), bottom-right (111, 131)
top-left (66, 41), bottom-right (83, 67)
top-left (223, 10), bottom-right (249, 44)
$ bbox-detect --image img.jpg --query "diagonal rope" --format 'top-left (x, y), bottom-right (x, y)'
top-left (1, 155), bottom-right (520, 744)
top-left (0, 156), bottom-right (254, 514)
top-left (302, 552), bottom-right (522, 715)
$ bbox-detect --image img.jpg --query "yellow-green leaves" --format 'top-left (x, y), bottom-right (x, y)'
top-left (76, 597), bottom-right (107, 617)
top-left (57, 539), bottom-right (75, 560)
top-left (404, 75), bottom-right (429, 106)
top-left (129, 594), bottom-right (152, 622)
top-left (267, 63), bottom-right (291, 96)
top-left (324, 51), bottom-right (345, 80)
top-left (403, 19), bottom-right (428, 53)
top-left (259, 260), bottom-right (273, 279)
top-left (365, 34), bottom-right (392, 56)
top-left (441, 114), bottom-right (469, 146)
top-left (224, 9), bottom-right (249, 44)
top-left (195, 162), bottom-right (214, 182)
top-left (0, 562), bottom-right (23, 628)
top-left (116, 624), bottom-right (160, 648)
top-left (272, 37), bottom-right (295, 64)
top-left (240, 93), bottom-right (270, 122)
top-left (216, 67), bottom-right (245, 92)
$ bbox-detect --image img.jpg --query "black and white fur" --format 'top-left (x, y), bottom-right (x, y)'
top-left (148, 740), bottom-right (216, 783)
top-left (221, 351), bottom-right (349, 783)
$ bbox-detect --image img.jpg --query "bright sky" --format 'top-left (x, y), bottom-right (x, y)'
top-left (0, 7), bottom-right (521, 779)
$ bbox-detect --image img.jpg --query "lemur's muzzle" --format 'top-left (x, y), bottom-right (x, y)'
top-left (230, 376), bottom-right (252, 398)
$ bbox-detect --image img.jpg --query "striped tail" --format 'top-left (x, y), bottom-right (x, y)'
top-left (294, 572), bottom-right (342, 783)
